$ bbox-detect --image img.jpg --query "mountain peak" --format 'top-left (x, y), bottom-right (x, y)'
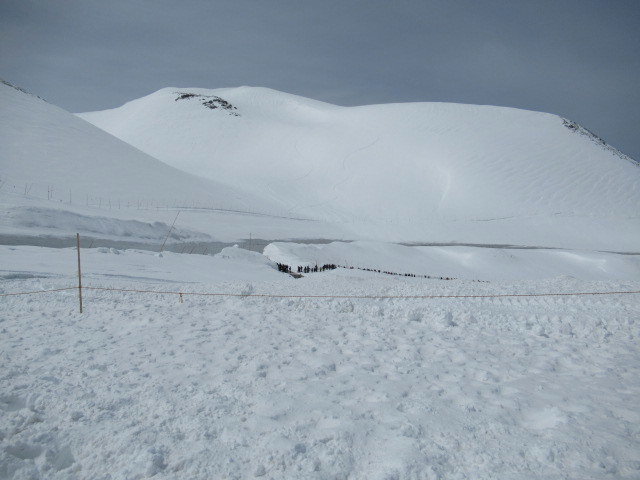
top-left (173, 90), bottom-right (240, 116)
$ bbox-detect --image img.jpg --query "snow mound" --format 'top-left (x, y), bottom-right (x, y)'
top-left (215, 245), bottom-right (277, 268)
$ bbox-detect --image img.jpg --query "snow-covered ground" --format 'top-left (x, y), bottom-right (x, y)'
top-left (2, 79), bottom-right (640, 478)
top-left (2, 246), bottom-right (639, 479)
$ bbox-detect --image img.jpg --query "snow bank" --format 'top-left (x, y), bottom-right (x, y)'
top-left (215, 244), bottom-right (277, 268)
top-left (0, 245), bottom-right (282, 284)
top-left (3, 206), bottom-right (210, 243)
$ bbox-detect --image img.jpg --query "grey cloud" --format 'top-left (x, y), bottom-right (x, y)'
top-left (1, 0), bottom-right (638, 159)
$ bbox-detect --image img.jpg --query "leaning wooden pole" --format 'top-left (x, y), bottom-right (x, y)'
top-left (160, 210), bottom-right (180, 253)
top-left (76, 233), bottom-right (83, 313)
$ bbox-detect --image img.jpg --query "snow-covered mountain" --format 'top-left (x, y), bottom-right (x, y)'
top-left (78, 86), bottom-right (640, 249)
top-left (1, 80), bottom-right (331, 244)
top-left (2, 81), bottom-right (638, 250)
top-left (0, 81), bottom-right (283, 218)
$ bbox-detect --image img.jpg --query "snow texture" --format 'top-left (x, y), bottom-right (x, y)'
top-left (1, 246), bottom-right (639, 479)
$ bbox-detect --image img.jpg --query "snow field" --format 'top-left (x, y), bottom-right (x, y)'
top-left (2, 260), bottom-right (639, 479)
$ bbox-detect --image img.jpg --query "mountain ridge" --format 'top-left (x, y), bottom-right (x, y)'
top-left (78, 86), bottom-right (640, 224)
top-left (2, 81), bottom-right (637, 250)
top-left (0, 81), bottom-right (286, 216)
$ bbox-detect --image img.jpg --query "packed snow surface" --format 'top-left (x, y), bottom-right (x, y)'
top-left (2, 246), bottom-right (640, 479)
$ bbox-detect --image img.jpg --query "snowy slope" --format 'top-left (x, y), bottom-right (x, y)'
top-left (79, 86), bottom-right (640, 249)
top-left (2, 246), bottom-right (640, 479)
top-left (0, 81), bottom-right (287, 230)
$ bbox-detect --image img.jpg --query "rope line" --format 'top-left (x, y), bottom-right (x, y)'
top-left (2, 285), bottom-right (639, 299)
top-left (82, 286), bottom-right (640, 299)
top-left (0, 287), bottom-right (77, 297)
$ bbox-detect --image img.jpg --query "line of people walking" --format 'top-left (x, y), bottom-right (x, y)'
top-left (337, 265), bottom-right (455, 280)
top-left (275, 261), bottom-right (487, 283)
top-left (276, 263), bottom-right (337, 274)
top-left (275, 261), bottom-right (452, 279)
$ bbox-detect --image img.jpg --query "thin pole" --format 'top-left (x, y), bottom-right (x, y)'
top-left (160, 211), bottom-right (180, 253)
top-left (76, 233), bottom-right (83, 313)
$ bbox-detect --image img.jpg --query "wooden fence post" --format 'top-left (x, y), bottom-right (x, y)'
top-left (77, 233), bottom-right (83, 313)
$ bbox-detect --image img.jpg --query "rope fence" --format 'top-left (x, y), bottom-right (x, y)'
top-left (2, 285), bottom-right (640, 300)
top-left (2, 234), bottom-right (639, 308)
top-left (0, 287), bottom-right (77, 297)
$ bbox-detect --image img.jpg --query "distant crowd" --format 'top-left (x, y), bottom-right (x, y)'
top-left (277, 263), bottom-right (337, 274)
top-left (339, 265), bottom-right (456, 280)
top-left (275, 262), bottom-right (459, 280)
top-left (275, 262), bottom-right (490, 283)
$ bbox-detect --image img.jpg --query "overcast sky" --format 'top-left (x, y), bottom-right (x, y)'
top-left (1, 0), bottom-right (639, 159)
